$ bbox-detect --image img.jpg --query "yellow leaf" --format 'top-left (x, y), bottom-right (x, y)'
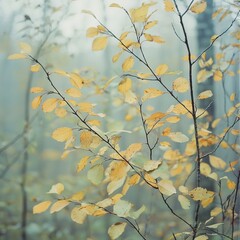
top-left (190, 0), bottom-right (207, 14)
top-left (130, 4), bottom-right (149, 22)
top-left (52, 127), bottom-right (73, 142)
top-left (107, 178), bottom-right (125, 195)
top-left (152, 36), bottom-right (165, 44)
top-left (87, 164), bottom-right (104, 185)
top-left (172, 77), bottom-right (189, 92)
top-left (33, 201), bottom-right (52, 214)
top-left (80, 131), bottom-right (93, 148)
top-left (172, 100), bottom-right (192, 115)
top-left (164, 0), bottom-right (175, 12)
top-left (118, 78), bottom-right (132, 93)
top-left (122, 56), bottom-right (134, 72)
top-left (108, 222), bottom-right (127, 240)
top-left (214, 70), bottom-right (223, 81)
top-left (69, 73), bottom-right (84, 88)
top-left (125, 143), bottom-right (142, 160)
top-left (182, 54), bottom-right (196, 61)
top-left (128, 174), bottom-right (140, 186)
top-left (109, 3), bottom-right (122, 8)
top-left (92, 36), bottom-right (108, 51)
top-left (48, 183), bottom-right (64, 194)
top-left (227, 179), bottom-right (236, 190)
top-left (112, 51), bottom-right (122, 63)
top-left (30, 87), bottom-right (44, 93)
top-left (189, 187), bottom-right (214, 201)
top-left (212, 118), bottom-right (221, 128)
top-left (210, 207), bottom-right (222, 217)
top-left (143, 160), bottom-right (162, 172)
top-left (198, 90), bottom-right (213, 99)
top-left (50, 200), bottom-right (70, 214)
top-left (168, 132), bottom-right (189, 143)
top-left (144, 20), bottom-right (158, 30)
top-left (230, 93), bottom-right (235, 102)
top-left (70, 192), bottom-right (85, 201)
top-left (30, 64), bottom-right (40, 72)
top-left (209, 155), bottom-right (226, 169)
top-left (78, 102), bottom-right (94, 113)
top-left (155, 64), bottom-right (168, 75)
top-left (71, 207), bottom-right (87, 224)
top-left (195, 235), bottom-right (208, 240)
top-left (86, 27), bottom-right (99, 38)
top-left (77, 156), bottom-right (89, 173)
top-left (42, 98), bottom-right (58, 112)
top-left (158, 179), bottom-right (176, 196)
top-left (166, 116), bottom-right (180, 123)
top-left (65, 88), bottom-right (81, 97)
top-left (31, 96), bottom-right (42, 109)
top-left (8, 53), bottom-right (26, 60)
top-left (142, 88), bottom-right (164, 101)
top-left (178, 195), bottom-right (190, 209)
top-left (200, 162), bottom-right (211, 176)
top-left (55, 108), bottom-right (67, 118)
top-left (197, 69), bottom-right (213, 83)
top-left (19, 42), bottom-right (32, 53)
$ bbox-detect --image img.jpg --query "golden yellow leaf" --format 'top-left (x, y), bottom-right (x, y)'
top-left (48, 183), bottom-right (64, 194)
top-left (86, 27), bottom-right (99, 38)
top-left (32, 96), bottom-right (42, 109)
top-left (189, 187), bottom-right (214, 201)
top-left (69, 73), bottom-right (84, 88)
top-left (42, 98), bottom-right (58, 112)
top-left (112, 51), bottom-right (123, 63)
top-left (128, 174), bottom-right (140, 185)
top-left (142, 88), bottom-right (164, 101)
top-left (210, 207), bottom-right (222, 217)
top-left (33, 201), bottom-right (52, 214)
top-left (122, 56), bottom-right (134, 72)
top-left (164, 0), bottom-right (175, 12)
top-left (30, 64), bottom-right (40, 72)
top-left (130, 4), bottom-right (149, 22)
top-left (144, 20), bottom-right (158, 30)
top-left (152, 36), bottom-right (165, 44)
top-left (209, 155), bottom-right (226, 169)
top-left (172, 77), bottom-right (189, 92)
top-left (178, 195), bottom-right (190, 209)
top-left (19, 42), bottom-right (32, 53)
top-left (158, 179), bottom-right (176, 196)
top-left (92, 36), bottom-right (108, 51)
top-left (214, 70), bottom-right (223, 81)
top-left (80, 131), bottom-right (93, 148)
top-left (163, 149), bottom-right (181, 161)
top-left (125, 143), bottom-right (142, 160)
top-left (108, 222), bottom-right (127, 240)
top-left (8, 53), bottom-right (27, 60)
top-left (65, 88), bottom-right (81, 98)
top-left (70, 191), bottom-right (85, 201)
top-left (168, 132), bottom-right (189, 143)
top-left (97, 198), bottom-right (113, 208)
top-left (77, 156), bottom-right (89, 173)
top-left (166, 116), bottom-right (180, 123)
top-left (172, 100), bottom-right (192, 115)
top-left (211, 118), bottom-right (221, 128)
top-left (50, 200), bottom-right (70, 214)
top-left (55, 108), bottom-right (67, 118)
top-left (78, 102), bottom-right (94, 113)
top-left (147, 112), bottom-right (166, 121)
top-left (144, 173), bottom-right (158, 188)
top-left (52, 127), bottom-right (73, 142)
top-left (198, 90), bottom-right (213, 99)
top-left (30, 87), bottom-right (44, 93)
top-left (118, 78), bottom-right (132, 93)
top-left (155, 64), bottom-right (168, 75)
top-left (227, 179), bottom-right (236, 190)
top-left (71, 207), bottom-right (87, 224)
top-left (190, 0), bottom-right (207, 14)
top-left (197, 69), bottom-right (213, 83)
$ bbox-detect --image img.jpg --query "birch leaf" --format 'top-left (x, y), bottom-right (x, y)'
top-left (87, 164), bottom-right (104, 185)
top-left (42, 98), bottom-right (58, 112)
top-left (164, 0), bottom-right (175, 12)
top-left (33, 201), bottom-right (52, 214)
top-left (108, 222), bottom-right (127, 240)
top-left (158, 179), bottom-right (176, 196)
top-left (190, 0), bottom-right (207, 14)
top-left (52, 127), bottom-right (73, 142)
top-left (122, 56), bottom-right (134, 72)
top-left (32, 96), bottom-right (42, 109)
top-left (92, 36), bottom-right (108, 51)
top-left (50, 200), bottom-right (70, 213)
top-left (178, 195), bottom-right (190, 209)
top-left (155, 64), bottom-right (168, 75)
top-left (172, 77), bottom-right (189, 92)
top-left (48, 183), bottom-right (64, 194)
top-left (209, 155), bottom-right (226, 169)
top-left (198, 90), bottom-right (213, 99)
